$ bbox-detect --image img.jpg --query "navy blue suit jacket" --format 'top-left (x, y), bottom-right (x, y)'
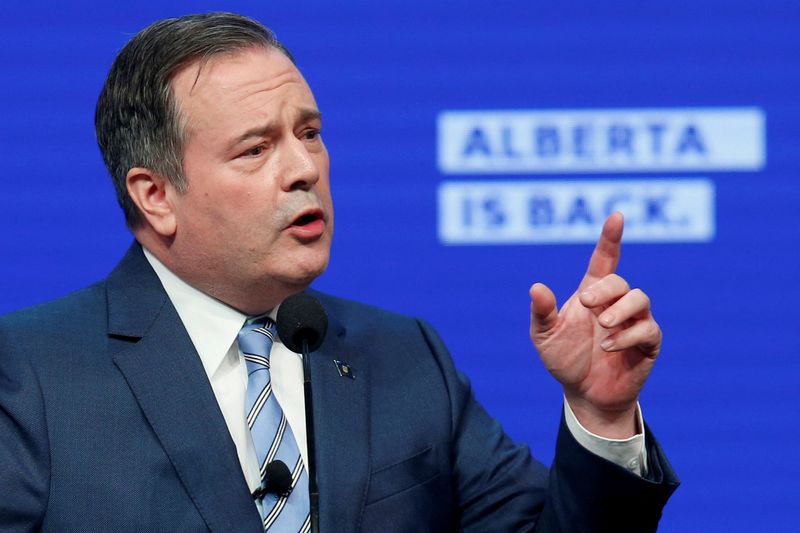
top-left (0, 244), bottom-right (678, 532)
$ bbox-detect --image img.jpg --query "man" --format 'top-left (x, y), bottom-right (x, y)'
top-left (0, 12), bottom-right (678, 532)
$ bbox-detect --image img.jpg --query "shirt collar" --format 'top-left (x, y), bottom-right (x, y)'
top-left (142, 247), bottom-right (251, 379)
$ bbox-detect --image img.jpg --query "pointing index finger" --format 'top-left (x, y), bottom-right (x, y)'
top-left (582, 212), bottom-right (624, 286)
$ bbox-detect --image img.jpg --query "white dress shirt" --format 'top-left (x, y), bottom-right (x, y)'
top-left (143, 248), bottom-right (308, 497)
top-left (142, 247), bottom-right (647, 500)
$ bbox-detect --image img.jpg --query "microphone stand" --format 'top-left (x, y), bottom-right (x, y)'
top-left (302, 338), bottom-right (320, 533)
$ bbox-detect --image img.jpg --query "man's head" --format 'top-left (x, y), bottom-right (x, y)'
top-left (96, 13), bottom-right (333, 313)
top-left (96, 12), bottom-right (293, 228)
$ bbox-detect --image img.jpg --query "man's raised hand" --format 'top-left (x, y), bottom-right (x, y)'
top-left (529, 212), bottom-right (662, 438)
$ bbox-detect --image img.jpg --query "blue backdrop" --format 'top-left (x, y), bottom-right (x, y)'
top-left (1, 1), bottom-right (798, 531)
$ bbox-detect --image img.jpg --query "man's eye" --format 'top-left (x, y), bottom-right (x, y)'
top-left (244, 145), bottom-right (264, 157)
top-left (303, 129), bottom-right (321, 140)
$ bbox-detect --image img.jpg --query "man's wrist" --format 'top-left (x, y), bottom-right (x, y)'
top-left (563, 398), bottom-right (648, 476)
top-left (564, 395), bottom-right (639, 439)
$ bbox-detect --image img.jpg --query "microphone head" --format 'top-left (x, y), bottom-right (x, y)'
top-left (276, 293), bottom-right (328, 353)
top-left (264, 460), bottom-right (293, 497)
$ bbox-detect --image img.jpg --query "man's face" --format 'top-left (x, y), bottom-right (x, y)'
top-left (165, 46), bottom-right (333, 313)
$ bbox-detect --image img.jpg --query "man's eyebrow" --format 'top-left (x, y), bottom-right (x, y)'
top-left (232, 123), bottom-right (279, 147)
top-left (230, 109), bottom-right (322, 148)
top-left (297, 108), bottom-right (322, 124)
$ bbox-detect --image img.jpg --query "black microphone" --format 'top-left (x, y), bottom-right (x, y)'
top-left (251, 460), bottom-right (293, 500)
top-left (276, 293), bottom-right (328, 353)
top-left (276, 293), bottom-right (327, 533)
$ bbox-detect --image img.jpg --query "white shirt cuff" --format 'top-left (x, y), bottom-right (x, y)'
top-left (563, 398), bottom-right (648, 476)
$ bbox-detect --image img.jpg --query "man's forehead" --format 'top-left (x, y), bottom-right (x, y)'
top-left (169, 45), bottom-right (319, 135)
top-left (171, 45), bottom-right (304, 98)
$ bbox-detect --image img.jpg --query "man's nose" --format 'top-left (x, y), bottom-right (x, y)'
top-left (279, 137), bottom-right (321, 192)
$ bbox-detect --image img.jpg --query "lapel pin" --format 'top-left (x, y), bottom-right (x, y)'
top-left (333, 359), bottom-right (355, 379)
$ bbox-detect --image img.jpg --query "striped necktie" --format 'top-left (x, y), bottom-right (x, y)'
top-left (238, 318), bottom-right (311, 532)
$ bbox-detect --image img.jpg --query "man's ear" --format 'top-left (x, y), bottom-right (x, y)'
top-left (126, 167), bottom-right (178, 237)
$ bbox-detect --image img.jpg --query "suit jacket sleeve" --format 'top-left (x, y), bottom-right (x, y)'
top-left (0, 324), bottom-right (50, 531)
top-left (415, 319), bottom-right (679, 532)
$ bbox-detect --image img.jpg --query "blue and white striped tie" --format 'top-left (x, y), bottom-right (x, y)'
top-left (238, 318), bottom-right (311, 532)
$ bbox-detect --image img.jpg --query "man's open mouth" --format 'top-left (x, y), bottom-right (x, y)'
top-left (286, 208), bottom-right (326, 238)
top-left (292, 210), bottom-right (323, 227)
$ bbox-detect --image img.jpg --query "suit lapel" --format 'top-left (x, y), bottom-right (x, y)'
top-left (308, 298), bottom-right (371, 531)
top-left (107, 244), bottom-right (262, 533)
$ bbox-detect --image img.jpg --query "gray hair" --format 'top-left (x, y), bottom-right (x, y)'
top-left (95, 12), bottom-right (294, 228)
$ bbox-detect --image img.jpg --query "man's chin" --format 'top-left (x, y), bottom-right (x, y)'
top-left (278, 254), bottom-right (330, 288)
